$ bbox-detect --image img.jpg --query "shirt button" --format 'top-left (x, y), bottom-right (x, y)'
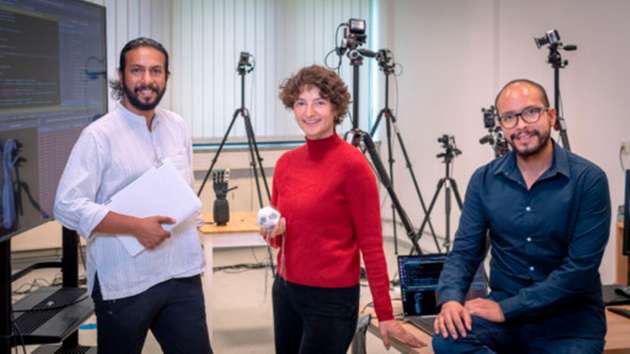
top-left (525, 206), bottom-right (531, 212)
top-left (526, 237), bottom-right (532, 242)
top-left (529, 266), bottom-right (535, 271)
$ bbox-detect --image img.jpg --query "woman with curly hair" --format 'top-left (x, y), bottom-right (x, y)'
top-left (262, 65), bottom-right (422, 354)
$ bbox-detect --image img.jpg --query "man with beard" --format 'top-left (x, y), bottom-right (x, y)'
top-left (54, 38), bottom-right (212, 354)
top-left (431, 79), bottom-right (611, 353)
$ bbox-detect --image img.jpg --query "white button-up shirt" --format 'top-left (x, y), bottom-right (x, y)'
top-left (54, 103), bottom-right (204, 300)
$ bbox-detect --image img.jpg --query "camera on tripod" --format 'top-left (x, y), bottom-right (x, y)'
top-left (482, 106), bottom-right (497, 129)
top-left (343, 18), bottom-right (367, 50)
top-left (237, 51), bottom-right (254, 74)
top-left (534, 29), bottom-right (561, 48)
top-left (437, 134), bottom-right (462, 162)
top-left (375, 49), bottom-right (394, 71)
top-left (478, 106), bottom-right (510, 157)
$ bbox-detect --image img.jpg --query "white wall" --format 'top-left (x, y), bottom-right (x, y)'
top-left (170, 0), bottom-right (373, 142)
top-left (385, 0), bottom-right (630, 283)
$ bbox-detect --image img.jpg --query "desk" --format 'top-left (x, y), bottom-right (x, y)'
top-left (197, 211), bottom-right (265, 339)
top-left (363, 302), bottom-right (630, 353)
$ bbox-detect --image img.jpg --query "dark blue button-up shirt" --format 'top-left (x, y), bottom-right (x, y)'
top-left (438, 142), bottom-right (611, 339)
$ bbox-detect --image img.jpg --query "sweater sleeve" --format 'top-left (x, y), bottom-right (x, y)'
top-left (269, 155), bottom-right (285, 248)
top-left (345, 156), bottom-right (394, 321)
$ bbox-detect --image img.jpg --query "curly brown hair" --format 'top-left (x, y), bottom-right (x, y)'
top-left (279, 65), bottom-right (351, 125)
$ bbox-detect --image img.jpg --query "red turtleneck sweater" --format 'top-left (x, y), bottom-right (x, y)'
top-left (271, 134), bottom-right (394, 321)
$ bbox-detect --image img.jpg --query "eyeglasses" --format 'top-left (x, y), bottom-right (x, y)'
top-left (498, 106), bottom-right (547, 129)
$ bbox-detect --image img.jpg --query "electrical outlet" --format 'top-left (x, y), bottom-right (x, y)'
top-left (621, 141), bottom-right (630, 155)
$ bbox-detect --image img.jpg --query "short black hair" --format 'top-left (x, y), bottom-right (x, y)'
top-left (119, 37), bottom-right (170, 74)
top-left (109, 37), bottom-right (170, 100)
top-left (494, 79), bottom-right (550, 112)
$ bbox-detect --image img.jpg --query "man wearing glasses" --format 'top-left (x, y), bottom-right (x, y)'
top-left (432, 79), bottom-right (611, 353)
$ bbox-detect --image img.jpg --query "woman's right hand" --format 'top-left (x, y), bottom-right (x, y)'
top-left (260, 217), bottom-right (286, 247)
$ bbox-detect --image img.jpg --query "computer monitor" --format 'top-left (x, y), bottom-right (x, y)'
top-left (0, 0), bottom-right (107, 242)
top-left (623, 170), bottom-right (630, 256)
top-left (398, 254), bottom-right (488, 317)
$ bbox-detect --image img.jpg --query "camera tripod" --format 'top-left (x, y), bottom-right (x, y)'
top-left (343, 49), bottom-right (431, 254)
top-left (197, 52), bottom-right (275, 273)
top-left (366, 53), bottom-right (438, 254)
top-left (544, 39), bottom-right (577, 152)
top-left (412, 136), bottom-right (463, 253)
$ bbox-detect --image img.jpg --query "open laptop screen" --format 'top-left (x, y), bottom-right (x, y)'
top-left (398, 254), bottom-right (488, 317)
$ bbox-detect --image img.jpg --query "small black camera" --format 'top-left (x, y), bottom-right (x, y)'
top-left (348, 18), bottom-right (366, 35)
top-left (376, 49), bottom-right (394, 68)
top-left (437, 134), bottom-right (451, 145)
top-left (482, 106), bottom-right (498, 129)
top-left (237, 51), bottom-right (254, 74)
top-left (343, 18), bottom-right (367, 50)
top-left (436, 134), bottom-right (462, 162)
top-left (534, 29), bottom-right (561, 48)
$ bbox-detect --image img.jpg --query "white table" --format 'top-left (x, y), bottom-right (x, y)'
top-left (197, 212), bottom-right (266, 338)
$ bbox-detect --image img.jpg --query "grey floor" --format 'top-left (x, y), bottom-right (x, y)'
top-left (13, 234), bottom-right (422, 354)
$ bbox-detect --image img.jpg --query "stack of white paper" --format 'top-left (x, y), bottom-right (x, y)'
top-left (107, 159), bottom-right (202, 256)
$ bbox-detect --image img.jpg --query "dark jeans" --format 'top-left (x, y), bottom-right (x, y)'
top-left (272, 277), bottom-right (359, 354)
top-left (91, 274), bottom-right (212, 354)
top-left (432, 315), bottom-right (605, 354)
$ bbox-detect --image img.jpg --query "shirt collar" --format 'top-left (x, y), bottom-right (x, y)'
top-left (116, 102), bottom-right (160, 129)
top-left (493, 140), bottom-right (570, 182)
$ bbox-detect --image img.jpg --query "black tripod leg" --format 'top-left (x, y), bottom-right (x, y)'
top-left (241, 112), bottom-right (276, 275)
top-left (449, 178), bottom-right (464, 210)
top-left (241, 113), bottom-right (265, 207)
top-left (385, 112), bottom-right (399, 254)
top-left (243, 112), bottom-right (271, 201)
top-left (391, 119), bottom-right (439, 243)
top-left (197, 109), bottom-right (242, 196)
top-left (369, 109), bottom-right (386, 138)
top-left (414, 179), bottom-right (444, 255)
top-left (361, 109), bottom-right (386, 155)
top-left (444, 182), bottom-right (452, 252)
top-left (361, 132), bottom-right (421, 254)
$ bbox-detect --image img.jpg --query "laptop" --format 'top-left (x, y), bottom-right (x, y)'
top-left (397, 254), bottom-right (488, 334)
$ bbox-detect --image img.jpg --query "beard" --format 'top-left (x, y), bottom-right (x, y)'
top-left (509, 126), bottom-right (551, 159)
top-left (122, 77), bottom-right (166, 111)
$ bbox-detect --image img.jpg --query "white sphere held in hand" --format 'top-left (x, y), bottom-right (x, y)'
top-left (257, 207), bottom-right (281, 231)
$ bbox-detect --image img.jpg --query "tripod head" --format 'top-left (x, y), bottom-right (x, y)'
top-left (236, 52), bottom-right (255, 75)
top-left (534, 29), bottom-right (577, 70)
top-left (436, 134), bottom-right (462, 164)
top-left (376, 49), bottom-right (395, 74)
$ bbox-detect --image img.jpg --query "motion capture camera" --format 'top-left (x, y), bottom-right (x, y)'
top-left (342, 18), bottom-right (367, 50)
top-left (436, 134), bottom-right (462, 162)
top-left (376, 49), bottom-right (394, 68)
top-left (482, 105), bottom-right (498, 129)
top-left (236, 51), bottom-right (254, 74)
top-left (479, 106), bottom-right (510, 157)
top-left (534, 29), bottom-right (561, 48)
top-left (437, 134), bottom-right (454, 146)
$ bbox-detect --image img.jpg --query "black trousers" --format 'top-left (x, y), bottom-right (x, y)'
top-left (272, 277), bottom-right (359, 354)
top-left (91, 274), bottom-right (212, 354)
